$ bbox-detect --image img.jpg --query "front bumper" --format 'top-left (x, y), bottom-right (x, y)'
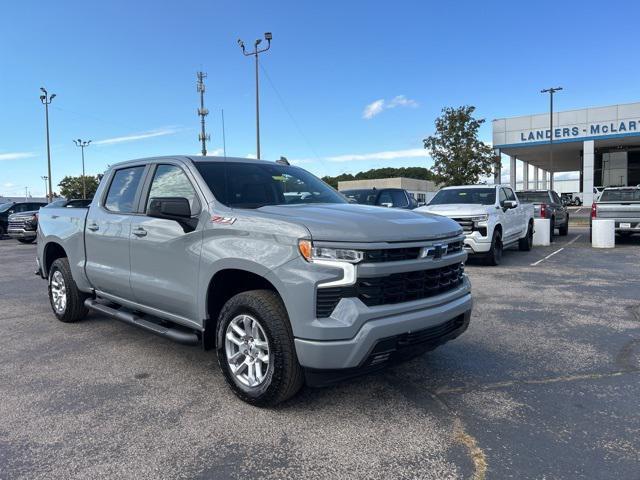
top-left (462, 232), bottom-right (492, 254)
top-left (8, 228), bottom-right (36, 239)
top-left (294, 283), bottom-right (472, 371)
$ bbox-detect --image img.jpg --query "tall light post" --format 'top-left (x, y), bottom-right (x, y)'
top-left (73, 139), bottom-right (91, 199)
top-left (238, 32), bottom-right (272, 159)
top-left (541, 87), bottom-right (563, 189)
top-left (39, 88), bottom-right (56, 202)
top-left (41, 176), bottom-right (48, 200)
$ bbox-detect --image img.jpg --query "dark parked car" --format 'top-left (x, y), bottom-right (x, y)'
top-left (7, 199), bottom-right (91, 243)
top-left (0, 201), bottom-right (48, 238)
top-left (516, 190), bottom-right (569, 238)
top-left (341, 188), bottom-right (419, 209)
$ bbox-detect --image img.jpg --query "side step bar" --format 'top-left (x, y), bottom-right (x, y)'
top-left (84, 299), bottom-right (200, 346)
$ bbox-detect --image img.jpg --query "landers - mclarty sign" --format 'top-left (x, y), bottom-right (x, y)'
top-left (519, 120), bottom-right (640, 142)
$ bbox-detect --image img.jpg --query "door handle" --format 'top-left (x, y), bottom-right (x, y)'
top-left (132, 227), bottom-right (147, 237)
top-left (87, 223), bottom-right (99, 231)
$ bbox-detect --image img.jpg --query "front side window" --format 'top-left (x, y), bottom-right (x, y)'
top-left (195, 162), bottom-right (346, 209)
top-left (517, 192), bottom-right (550, 203)
top-left (104, 166), bottom-right (145, 213)
top-left (504, 188), bottom-right (516, 202)
top-left (430, 188), bottom-right (496, 206)
top-left (146, 165), bottom-right (199, 215)
top-left (499, 189), bottom-right (507, 205)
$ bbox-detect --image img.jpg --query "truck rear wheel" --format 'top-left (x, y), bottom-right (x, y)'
top-left (485, 230), bottom-right (503, 266)
top-left (48, 257), bottom-right (89, 323)
top-left (558, 216), bottom-right (569, 236)
top-left (216, 290), bottom-right (303, 407)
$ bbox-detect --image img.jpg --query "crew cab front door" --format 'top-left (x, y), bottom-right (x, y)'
top-left (129, 163), bottom-right (204, 324)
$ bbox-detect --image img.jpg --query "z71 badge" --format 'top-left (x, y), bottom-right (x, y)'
top-left (211, 215), bottom-right (237, 225)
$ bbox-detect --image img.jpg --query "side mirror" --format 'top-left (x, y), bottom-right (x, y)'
top-left (380, 202), bottom-right (393, 208)
top-left (147, 197), bottom-right (197, 232)
top-left (503, 200), bottom-right (517, 209)
top-left (417, 202), bottom-right (426, 207)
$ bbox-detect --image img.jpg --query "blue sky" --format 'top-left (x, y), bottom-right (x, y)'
top-left (1, 0), bottom-right (638, 197)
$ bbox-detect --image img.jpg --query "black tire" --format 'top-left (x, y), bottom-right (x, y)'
top-left (18, 237), bottom-right (36, 244)
top-left (216, 289), bottom-right (304, 407)
top-left (558, 215), bottom-right (569, 236)
top-left (519, 221), bottom-right (533, 251)
top-left (48, 257), bottom-right (89, 323)
top-left (0, 225), bottom-right (5, 238)
top-left (549, 217), bottom-right (555, 243)
top-left (485, 229), bottom-right (503, 266)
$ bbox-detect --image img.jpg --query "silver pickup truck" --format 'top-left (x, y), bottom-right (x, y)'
top-left (592, 186), bottom-right (640, 237)
top-left (36, 156), bottom-right (473, 406)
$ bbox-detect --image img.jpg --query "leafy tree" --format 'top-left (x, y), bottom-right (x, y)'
top-left (423, 106), bottom-right (497, 186)
top-left (322, 167), bottom-right (435, 189)
top-left (58, 175), bottom-right (100, 199)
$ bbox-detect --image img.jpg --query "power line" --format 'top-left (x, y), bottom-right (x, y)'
top-left (258, 62), bottom-right (321, 162)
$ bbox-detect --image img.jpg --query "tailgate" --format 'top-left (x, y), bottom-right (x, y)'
top-left (596, 203), bottom-right (640, 220)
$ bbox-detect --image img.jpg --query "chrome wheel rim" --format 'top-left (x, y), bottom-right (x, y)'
top-left (225, 314), bottom-right (271, 387)
top-left (50, 270), bottom-right (67, 314)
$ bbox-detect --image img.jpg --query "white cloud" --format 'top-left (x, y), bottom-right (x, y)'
top-left (326, 148), bottom-right (427, 163)
top-left (0, 152), bottom-right (36, 161)
top-left (362, 99), bottom-right (385, 119)
top-left (362, 95), bottom-right (418, 119)
top-left (3, 182), bottom-right (15, 188)
top-left (94, 127), bottom-right (180, 146)
top-left (246, 153), bottom-right (257, 159)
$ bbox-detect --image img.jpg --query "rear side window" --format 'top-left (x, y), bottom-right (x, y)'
top-left (600, 189), bottom-right (640, 202)
top-left (104, 166), bottom-right (145, 213)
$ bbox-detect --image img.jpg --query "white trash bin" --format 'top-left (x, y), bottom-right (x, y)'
top-left (592, 219), bottom-right (615, 248)
top-left (533, 218), bottom-right (550, 246)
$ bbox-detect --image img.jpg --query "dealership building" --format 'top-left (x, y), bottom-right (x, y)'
top-left (493, 101), bottom-right (640, 205)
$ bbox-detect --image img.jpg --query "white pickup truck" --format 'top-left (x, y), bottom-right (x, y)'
top-left (415, 185), bottom-right (535, 265)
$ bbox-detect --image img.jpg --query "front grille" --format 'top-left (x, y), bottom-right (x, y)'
top-left (316, 262), bottom-right (465, 317)
top-left (363, 247), bottom-right (421, 262)
top-left (451, 218), bottom-right (474, 232)
top-left (8, 219), bottom-right (32, 230)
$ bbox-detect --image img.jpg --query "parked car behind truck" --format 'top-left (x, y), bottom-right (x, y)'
top-left (341, 188), bottom-right (419, 209)
top-left (0, 201), bottom-right (47, 238)
top-left (8, 199), bottom-right (91, 243)
top-left (37, 156), bottom-right (473, 406)
top-left (415, 185), bottom-right (535, 265)
top-left (516, 190), bottom-right (569, 239)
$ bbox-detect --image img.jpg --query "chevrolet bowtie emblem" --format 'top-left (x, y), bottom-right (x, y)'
top-left (421, 243), bottom-right (448, 259)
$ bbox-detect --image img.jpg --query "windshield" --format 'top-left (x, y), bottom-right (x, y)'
top-left (341, 189), bottom-right (376, 205)
top-left (516, 192), bottom-right (550, 203)
top-left (195, 162), bottom-right (346, 208)
top-left (429, 188), bottom-right (496, 205)
top-left (599, 189), bottom-right (640, 202)
top-left (0, 202), bottom-right (15, 213)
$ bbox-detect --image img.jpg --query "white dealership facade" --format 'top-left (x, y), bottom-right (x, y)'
top-left (493, 101), bottom-right (640, 205)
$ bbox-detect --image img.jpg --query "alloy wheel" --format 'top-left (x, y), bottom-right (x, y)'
top-left (224, 314), bottom-right (271, 387)
top-left (50, 270), bottom-right (67, 314)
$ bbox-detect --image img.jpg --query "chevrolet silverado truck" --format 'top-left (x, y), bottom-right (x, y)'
top-left (591, 186), bottom-right (640, 237)
top-left (516, 190), bottom-right (569, 239)
top-left (36, 156), bottom-right (473, 406)
top-left (415, 185), bottom-right (535, 265)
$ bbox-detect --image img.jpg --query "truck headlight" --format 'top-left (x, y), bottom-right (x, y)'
top-left (298, 240), bottom-right (363, 263)
top-left (469, 215), bottom-right (488, 222)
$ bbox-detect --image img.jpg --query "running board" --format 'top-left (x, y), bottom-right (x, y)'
top-left (84, 299), bottom-right (200, 346)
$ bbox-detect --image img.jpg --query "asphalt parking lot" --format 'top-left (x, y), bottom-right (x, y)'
top-left (1, 228), bottom-right (639, 480)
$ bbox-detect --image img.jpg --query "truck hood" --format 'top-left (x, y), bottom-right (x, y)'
top-left (9, 210), bottom-right (38, 220)
top-left (417, 204), bottom-right (492, 218)
top-left (256, 203), bottom-right (462, 242)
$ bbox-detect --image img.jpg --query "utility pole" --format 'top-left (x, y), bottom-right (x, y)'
top-left (541, 87), bottom-right (563, 190)
top-left (237, 32), bottom-right (272, 159)
top-left (39, 88), bottom-right (56, 203)
top-left (73, 139), bottom-right (91, 199)
top-left (197, 72), bottom-right (210, 156)
top-left (41, 176), bottom-right (48, 200)
top-left (221, 109), bottom-right (227, 157)
top-left (25, 187), bottom-right (28, 201)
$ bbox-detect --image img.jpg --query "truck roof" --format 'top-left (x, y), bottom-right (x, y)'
top-left (107, 155), bottom-right (285, 170)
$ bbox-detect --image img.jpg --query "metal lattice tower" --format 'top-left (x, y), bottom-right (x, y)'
top-left (197, 72), bottom-right (210, 156)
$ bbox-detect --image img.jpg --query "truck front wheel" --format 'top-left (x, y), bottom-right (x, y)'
top-left (216, 290), bottom-right (304, 407)
top-left (48, 257), bottom-right (89, 323)
top-left (485, 230), bottom-right (503, 266)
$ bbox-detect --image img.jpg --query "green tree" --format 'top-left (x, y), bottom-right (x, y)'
top-left (423, 106), bottom-right (496, 186)
top-left (322, 167), bottom-right (434, 189)
top-left (58, 175), bottom-right (100, 199)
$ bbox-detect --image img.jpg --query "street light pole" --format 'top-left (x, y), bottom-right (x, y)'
top-left (41, 176), bottom-right (48, 200)
top-left (39, 88), bottom-right (56, 203)
top-left (541, 87), bottom-right (563, 190)
top-left (73, 139), bottom-right (91, 199)
top-left (238, 32), bottom-right (272, 160)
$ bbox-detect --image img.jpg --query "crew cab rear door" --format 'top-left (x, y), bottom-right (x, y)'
top-left (129, 162), bottom-right (204, 324)
top-left (85, 164), bottom-right (147, 300)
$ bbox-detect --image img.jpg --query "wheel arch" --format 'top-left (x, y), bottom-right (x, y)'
top-left (43, 241), bottom-right (68, 278)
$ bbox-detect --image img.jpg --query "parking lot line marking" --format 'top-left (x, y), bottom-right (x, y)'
top-left (575, 207), bottom-right (583, 214)
top-left (530, 234), bottom-right (582, 266)
top-left (531, 248), bottom-right (564, 266)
